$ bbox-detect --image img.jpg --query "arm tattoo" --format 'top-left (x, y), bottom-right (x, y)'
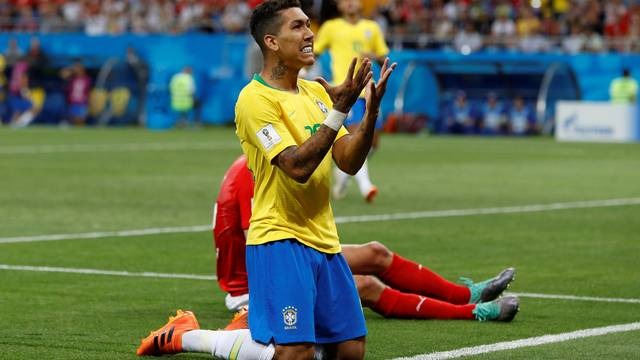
top-left (275, 126), bottom-right (337, 182)
top-left (270, 60), bottom-right (288, 80)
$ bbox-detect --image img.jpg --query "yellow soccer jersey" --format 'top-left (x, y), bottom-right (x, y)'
top-left (235, 74), bottom-right (349, 254)
top-left (314, 18), bottom-right (389, 84)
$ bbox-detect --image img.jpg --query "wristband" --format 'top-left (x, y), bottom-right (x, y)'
top-left (322, 109), bottom-right (347, 131)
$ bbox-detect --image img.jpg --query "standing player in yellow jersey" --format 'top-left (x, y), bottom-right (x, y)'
top-left (233, 0), bottom-right (395, 359)
top-left (314, 0), bottom-right (390, 202)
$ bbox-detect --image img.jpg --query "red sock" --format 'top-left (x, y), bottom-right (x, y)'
top-left (378, 253), bottom-right (471, 304)
top-left (372, 287), bottom-right (475, 320)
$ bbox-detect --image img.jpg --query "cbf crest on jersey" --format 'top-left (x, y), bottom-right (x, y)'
top-left (365, 29), bottom-right (372, 39)
top-left (315, 99), bottom-right (329, 114)
top-left (282, 306), bottom-right (298, 330)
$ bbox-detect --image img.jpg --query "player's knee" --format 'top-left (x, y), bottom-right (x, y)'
top-left (355, 275), bottom-right (384, 306)
top-left (323, 337), bottom-right (366, 360)
top-left (363, 241), bottom-right (392, 268)
top-left (274, 344), bottom-right (315, 360)
top-left (337, 337), bottom-right (366, 360)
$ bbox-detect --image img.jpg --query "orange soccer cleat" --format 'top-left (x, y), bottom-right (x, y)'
top-left (136, 310), bottom-right (200, 356)
top-left (224, 306), bottom-right (249, 331)
top-left (365, 185), bottom-right (378, 203)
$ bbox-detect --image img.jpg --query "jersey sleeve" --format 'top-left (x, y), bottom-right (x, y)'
top-left (314, 22), bottom-right (331, 55)
top-left (236, 90), bottom-right (297, 163)
top-left (371, 23), bottom-right (389, 57)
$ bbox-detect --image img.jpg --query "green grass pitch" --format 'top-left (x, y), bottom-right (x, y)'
top-left (1, 127), bottom-right (639, 359)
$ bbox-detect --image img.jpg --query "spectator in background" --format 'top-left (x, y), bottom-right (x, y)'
top-left (431, 7), bottom-right (455, 47)
top-left (490, 6), bottom-right (516, 49)
top-left (38, 2), bottom-right (65, 33)
top-left (515, 6), bottom-right (540, 38)
top-left (479, 92), bottom-right (506, 135)
top-left (84, 2), bottom-right (108, 36)
top-left (62, 0), bottom-right (84, 32)
top-left (221, 0), bottom-right (251, 33)
top-left (562, 22), bottom-right (586, 54)
top-left (445, 90), bottom-right (476, 134)
top-left (14, 5), bottom-right (39, 33)
top-left (169, 65), bottom-right (196, 127)
top-left (146, 0), bottom-right (175, 33)
top-left (506, 95), bottom-right (536, 135)
top-left (518, 27), bottom-right (552, 53)
top-left (0, 0), bottom-right (11, 31)
top-left (60, 60), bottom-right (92, 126)
top-left (454, 21), bottom-right (483, 54)
top-left (604, 0), bottom-right (629, 38)
top-left (609, 68), bottom-right (638, 103)
top-left (584, 26), bottom-right (605, 52)
top-left (177, 0), bottom-right (205, 32)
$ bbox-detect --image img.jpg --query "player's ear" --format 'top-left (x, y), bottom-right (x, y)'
top-left (264, 35), bottom-right (279, 51)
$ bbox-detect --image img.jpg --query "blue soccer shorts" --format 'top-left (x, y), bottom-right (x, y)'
top-left (246, 239), bottom-right (367, 345)
top-left (344, 98), bottom-right (383, 130)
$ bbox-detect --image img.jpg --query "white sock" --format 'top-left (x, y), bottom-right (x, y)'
top-left (354, 159), bottom-right (374, 196)
top-left (333, 166), bottom-right (350, 194)
top-left (182, 329), bottom-right (275, 360)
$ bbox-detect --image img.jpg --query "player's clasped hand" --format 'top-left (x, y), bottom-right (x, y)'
top-left (315, 57), bottom-right (373, 113)
top-left (365, 57), bottom-right (397, 113)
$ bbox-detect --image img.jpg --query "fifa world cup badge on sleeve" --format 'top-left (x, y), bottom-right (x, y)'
top-left (257, 124), bottom-right (282, 151)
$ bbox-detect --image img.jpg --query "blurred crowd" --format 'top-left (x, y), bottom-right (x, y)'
top-left (0, 0), bottom-right (638, 52)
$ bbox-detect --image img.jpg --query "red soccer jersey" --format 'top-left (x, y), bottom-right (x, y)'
top-left (213, 155), bottom-right (254, 296)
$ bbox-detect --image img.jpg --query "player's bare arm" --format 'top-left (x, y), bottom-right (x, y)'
top-left (332, 58), bottom-right (396, 174)
top-left (272, 57), bottom-right (372, 183)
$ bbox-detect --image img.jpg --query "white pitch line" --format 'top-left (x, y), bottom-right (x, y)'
top-left (394, 322), bottom-right (640, 360)
top-left (0, 264), bottom-right (217, 281)
top-left (333, 197), bottom-right (640, 224)
top-left (508, 292), bottom-right (640, 304)
top-left (0, 142), bottom-right (239, 155)
top-left (2, 263), bottom-right (640, 306)
top-left (2, 197), bottom-right (640, 245)
top-left (0, 225), bottom-right (212, 244)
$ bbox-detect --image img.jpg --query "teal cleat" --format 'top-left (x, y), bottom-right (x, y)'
top-left (461, 267), bottom-right (516, 304)
top-left (473, 296), bottom-right (520, 322)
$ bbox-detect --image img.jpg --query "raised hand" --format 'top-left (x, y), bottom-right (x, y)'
top-left (364, 57), bottom-right (397, 114)
top-left (315, 57), bottom-right (373, 113)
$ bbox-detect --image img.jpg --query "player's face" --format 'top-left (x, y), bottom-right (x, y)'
top-left (338, 0), bottom-right (361, 16)
top-left (275, 8), bottom-right (315, 67)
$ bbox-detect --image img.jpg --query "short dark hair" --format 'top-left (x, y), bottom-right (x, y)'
top-left (250, 0), bottom-right (302, 51)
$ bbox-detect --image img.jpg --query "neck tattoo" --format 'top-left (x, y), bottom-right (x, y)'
top-left (271, 60), bottom-right (288, 80)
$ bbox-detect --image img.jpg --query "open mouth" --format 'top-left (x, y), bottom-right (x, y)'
top-left (301, 45), bottom-right (313, 54)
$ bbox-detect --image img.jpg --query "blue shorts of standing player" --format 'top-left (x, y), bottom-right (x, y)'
top-left (344, 98), bottom-right (383, 129)
top-left (246, 239), bottom-right (367, 345)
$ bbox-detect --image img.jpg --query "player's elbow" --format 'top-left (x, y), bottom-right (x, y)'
top-left (336, 159), bottom-right (360, 176)
top-left (290, 171), bottom-right (311, 183)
